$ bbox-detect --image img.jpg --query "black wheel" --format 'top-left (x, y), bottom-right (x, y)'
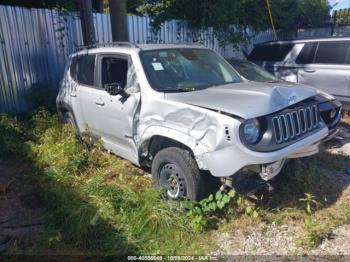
top-left (151, 147), bottom-right (204, 201)
top-left (63, 112), bottom-right (74, 126)
top-left (63, 111), bottom-right (79, 135)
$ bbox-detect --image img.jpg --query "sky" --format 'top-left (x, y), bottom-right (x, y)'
top-left (329, 0), bottom-right (350, 10)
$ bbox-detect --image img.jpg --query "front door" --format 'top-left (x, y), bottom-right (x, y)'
top-left (79, 54), bottom-right (140, 164)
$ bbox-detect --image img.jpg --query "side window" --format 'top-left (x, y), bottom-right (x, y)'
top-left (296, 42), bottom-right (317, 64)
top-left (70, 56), bottom-right (78, 81)
top-left (248, 43), bottom-right (294, 61)
top-left (77, 55), bottom-right (96, 86)
top-left (314, 42), bottom-right (350, 64)
top-left (101, 57), bottom-right (129, 89)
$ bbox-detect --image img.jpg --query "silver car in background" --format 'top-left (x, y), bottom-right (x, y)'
top-left (227, 58), bottom-right (342, 139)
top-left (248, 38), bottom-right (350, 110)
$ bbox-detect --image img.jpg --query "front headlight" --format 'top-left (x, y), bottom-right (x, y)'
top-left (242, 118), bottom-right (261, 144)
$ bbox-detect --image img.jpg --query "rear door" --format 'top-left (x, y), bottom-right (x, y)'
top-left (68, 55), bottom-right (89, 132)
top-left (74, 54), bottom-right (97, 133)
top-left (297, 41), bottom-right (350, 100)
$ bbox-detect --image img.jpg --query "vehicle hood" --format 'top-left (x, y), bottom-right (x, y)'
top-left (164, 82), bottom-right (317, 119)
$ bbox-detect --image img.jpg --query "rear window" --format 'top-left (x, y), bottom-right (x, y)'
top-left (248, 43), bottom-right (294, 61)
top-left (296, 42), bottom-right (317, 64)
top-left (314, 42), bottom-right (350, 64)
top-left (77, 55), bottom-right (96, 86)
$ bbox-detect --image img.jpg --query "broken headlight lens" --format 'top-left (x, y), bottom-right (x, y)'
top-left (242, 118), bottom-right (261, 144)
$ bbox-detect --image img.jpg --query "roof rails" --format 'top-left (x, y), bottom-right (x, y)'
top-left (76, 41), bottom-right (139, 51)
top-left (259, 36), bottom-right (350, 45)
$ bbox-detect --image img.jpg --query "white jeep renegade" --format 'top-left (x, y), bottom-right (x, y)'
top-left (57, 43), bottom-right (342, 200)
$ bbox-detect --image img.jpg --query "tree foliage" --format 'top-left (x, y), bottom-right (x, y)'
top-left (0, 0), bottom-right (146, 14)
top-left (334, 8), bottom-right (350, 25)
top-left (271, 0), bottom-right (330, 31)
top-left (137, 0), bottom-right (331, 45)
top-left (0, 0), bottom-right (78, 10)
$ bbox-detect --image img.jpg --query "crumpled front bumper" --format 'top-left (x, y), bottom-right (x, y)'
top-left (201, 126), bottom-right (329, 177)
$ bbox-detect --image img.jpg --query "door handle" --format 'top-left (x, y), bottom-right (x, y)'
top-left (304, 68), bottom-right (316, 73)
top-left (70, 93), bottom-right (77, 97)
top-left (94, 100), bottom-right (105, 106)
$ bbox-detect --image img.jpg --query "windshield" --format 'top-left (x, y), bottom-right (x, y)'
top-left (228, 59), bottom-right (277, 82)
top-left (140, 48), bottom-right (241, 92)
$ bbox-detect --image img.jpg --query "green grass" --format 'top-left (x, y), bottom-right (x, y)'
top-left (0, 110), bottom-right (212, 255)
top-left (1, 109), bottom-right (350, 254)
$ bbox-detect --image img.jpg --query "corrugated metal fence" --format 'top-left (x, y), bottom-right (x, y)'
top-left (0, 5), bottom-right (233, 112)
top-left (2, 5), bottom-right (350, 112)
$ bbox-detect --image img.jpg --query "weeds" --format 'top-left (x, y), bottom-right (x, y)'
top-left (0, 110), bottom-right (219, 254)
top-left (184, 190), bottom-right (236, 232)
top-left (1, 109), bottom-right (349, 254)
top-left (299, 193), bottom-right (321, 214)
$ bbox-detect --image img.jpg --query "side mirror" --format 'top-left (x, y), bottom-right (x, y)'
top-left (105, 82), bottom-right (129, 98)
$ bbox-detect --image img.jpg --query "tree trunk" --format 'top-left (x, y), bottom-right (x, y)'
top-left (93, 0), bottom-right (104, 13)
top-left (109, 0), bottom-right (129, 42)
top-left (78, 0), bottom-right (96, 46)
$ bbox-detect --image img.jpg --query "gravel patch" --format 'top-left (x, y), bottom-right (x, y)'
top-left (213, 223), bottom-right (305, 256)
top-left (311, 224), bottom-right (350, 255)
top-left (214, 223), bottom-right (350, 256)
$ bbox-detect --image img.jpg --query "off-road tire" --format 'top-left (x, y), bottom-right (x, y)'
top-left (151, 147), bottom-right (205, 201)
top-left (63, 111), bottom-right (80, 138)
top-left (63, 111), bottom-right (75, 127)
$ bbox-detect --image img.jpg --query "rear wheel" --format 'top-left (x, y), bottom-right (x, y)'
top-left (63, 111), bottom-right (75, 127)
top-left (63, 111), bottom-right (80, 137)
top-left (151, 147), bottom-right (205, 201)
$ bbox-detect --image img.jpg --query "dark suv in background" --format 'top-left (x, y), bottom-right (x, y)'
top-left (248, 38), bottom-right (350, 110)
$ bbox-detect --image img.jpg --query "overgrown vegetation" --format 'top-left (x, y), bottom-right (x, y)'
top-left (0, 110), bottom-right (211, 254)
top-left (1, 108), bottom-right (350, 254)
top-left (25, 84), bottom-right (58, 112)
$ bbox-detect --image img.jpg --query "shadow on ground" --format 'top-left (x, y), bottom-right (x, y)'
top-left (0, 156), bottom-right (138, 256)
top-left (256, 120), bottom-right (350, 212)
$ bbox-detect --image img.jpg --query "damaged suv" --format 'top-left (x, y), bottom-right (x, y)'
top-left (57, 43), bottom-right (341, 200)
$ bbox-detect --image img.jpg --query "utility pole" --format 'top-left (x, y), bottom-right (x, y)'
top-left (78, 0), bottom-right (96, 46)
top-left (109, 0), bottom-right (129, 42)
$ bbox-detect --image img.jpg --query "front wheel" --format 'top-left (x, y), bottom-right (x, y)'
top-left (151, 147), bottom-right (205, 201)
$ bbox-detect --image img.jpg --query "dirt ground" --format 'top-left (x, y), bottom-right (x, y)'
top-left (0, 158), bottom-right (45, 253)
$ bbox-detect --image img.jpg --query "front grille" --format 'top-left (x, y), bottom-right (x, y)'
top-left (272, 104), bottom-right (319, 144)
